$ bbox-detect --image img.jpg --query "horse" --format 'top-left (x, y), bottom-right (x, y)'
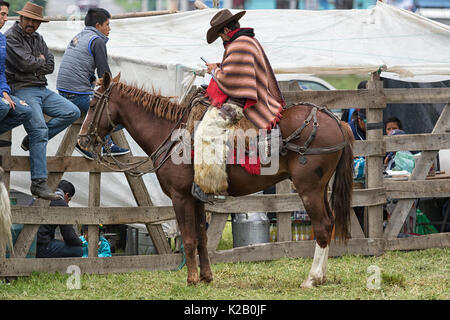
top-left (0, 166), bottom-right (13, 255)
top-left (78, 72), bottom-right (355, 288)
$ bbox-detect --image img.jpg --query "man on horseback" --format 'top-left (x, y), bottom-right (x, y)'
top-left (192, 9), bottom-right (285, 203)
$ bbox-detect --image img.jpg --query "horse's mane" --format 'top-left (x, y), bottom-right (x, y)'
top-left (115, 81), bottom-right (187, 122)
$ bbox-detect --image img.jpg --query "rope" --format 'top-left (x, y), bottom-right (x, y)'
top-left (176, 243), bottom-right (186, 271)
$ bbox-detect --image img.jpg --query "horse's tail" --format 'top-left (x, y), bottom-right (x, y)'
top-left (331, 121), bottom-right (354, 241)
top-left (0, 167), bottom-right (12, 254)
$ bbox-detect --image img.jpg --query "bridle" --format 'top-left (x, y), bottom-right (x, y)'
top-left (78, 82), bottom-right (193, 177)
top-left (78, 82), bottom-right (117, 150)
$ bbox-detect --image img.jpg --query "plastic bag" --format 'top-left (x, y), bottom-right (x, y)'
top-left (414, 209), bottom-right (438, 235)
top-left (353, 157), bottom-right (365, 181)
top-left (393, 151), bottom-right (415, 173)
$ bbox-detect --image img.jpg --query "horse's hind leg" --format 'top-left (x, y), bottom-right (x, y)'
top-left (194, 201), bottom-right (213, 283)
top-left (295, 185), bottom-right (333, 288)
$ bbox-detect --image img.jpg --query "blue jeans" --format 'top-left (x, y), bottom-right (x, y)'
top-left (0, 95), bottom-right (33, 135)
top-left (12, 87), bottom-right (81, 179)
top-left (59, 91), bottom-right (124, 142)
top-left (36, 239), bottom-right (83, 258)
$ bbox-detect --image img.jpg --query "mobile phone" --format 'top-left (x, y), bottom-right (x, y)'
top-left (200, 56), bottom-right (209, 64)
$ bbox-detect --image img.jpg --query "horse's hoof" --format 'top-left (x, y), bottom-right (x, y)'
top-left (301, 276), bottom-right (326, 288)
top-left (200, 274), bottom-right (213, 284)
top-left (187, 279), bottom-right (199, 286)
top-left (300, 279), bottom-right (314, 289)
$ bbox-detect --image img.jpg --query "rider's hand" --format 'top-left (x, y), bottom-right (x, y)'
top-left (206, 63), bottom-right (219, 74)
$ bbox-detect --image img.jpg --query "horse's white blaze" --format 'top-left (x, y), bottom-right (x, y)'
top-left (301, 243), bottom-right (329, 288)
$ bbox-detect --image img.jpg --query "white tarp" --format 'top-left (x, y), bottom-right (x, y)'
top-left (4, 2), bottom-right (450, 209)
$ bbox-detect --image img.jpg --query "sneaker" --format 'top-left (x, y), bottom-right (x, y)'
top-left (21, 135), bottom-right (29, 151)
top-left (102, 143), bottom-right (130, 156)
top-left (75, 143), bottom-right (95, 160)
top-left (30, 179), bottom-right (61, 201)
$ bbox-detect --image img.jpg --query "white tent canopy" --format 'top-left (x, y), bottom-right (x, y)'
top-left (5, 2), bottom-right (450, 208)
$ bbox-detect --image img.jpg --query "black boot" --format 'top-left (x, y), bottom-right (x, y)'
top-left (31, 179), bottom-right (61, 201)
top-left (191, 183), bottom-right (226, 204)
top-left (21, 135), bottom-right (29, 151)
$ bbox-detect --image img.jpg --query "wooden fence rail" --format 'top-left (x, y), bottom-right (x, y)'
top-left (1, 73), bottom-right (450, 277)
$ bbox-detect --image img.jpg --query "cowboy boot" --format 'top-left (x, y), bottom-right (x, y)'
top-left (191, 183), bottom-right (226, 204)
top-left (30, 179), bottom-right (61, 201)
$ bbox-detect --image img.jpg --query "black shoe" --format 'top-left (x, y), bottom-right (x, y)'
top-left (30, 179), bottom-right (61, 201)
top-left (191, 183), bottom-right (226, 204)
top-left (0, 139), bottom-right (12, 147)
top-left (21, 135), bottom-right (29, 151)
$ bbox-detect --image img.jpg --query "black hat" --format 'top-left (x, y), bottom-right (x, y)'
top-left (207, 9), bottom-right (246, 44)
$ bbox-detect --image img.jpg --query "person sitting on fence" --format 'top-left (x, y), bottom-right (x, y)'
top-left (0, 1), bottom-right (32, 147)
top-left (79, 224), bottom-right (112, 258)
top-left (5, 2), bottom-right (81, 200)
top-left (36, 179), bottom-right (83, 258)
top-left (56, 7), bottom-right (129, 160)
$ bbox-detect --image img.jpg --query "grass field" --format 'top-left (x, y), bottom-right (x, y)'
top-left (1, 246), bottom-right (448, 300)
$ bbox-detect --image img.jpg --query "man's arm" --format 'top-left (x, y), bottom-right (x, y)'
top-left (38, 38), bottom-right (54, 75)
top-left (6, 35), bottom-right (47, 73)
top-left (90, 37), bottom-right (111, 79)
top-left (60, 224), bottom-right (83, 246)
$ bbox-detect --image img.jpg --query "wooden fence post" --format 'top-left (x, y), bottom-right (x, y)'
top-left (366, 72), bottom-right (385, 238)
top-left (276, 180), bottom-right (292, 242)
top-left (88, 172), bottom-right (101, 257)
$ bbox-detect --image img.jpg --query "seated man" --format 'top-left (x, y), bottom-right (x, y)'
top-left (0, 1), bottom-right (32, 146)
top-left (36, 180), bottom-right (83, 258)
top-left (56, 8), bottom-right (129, 160)
top-left (5, 2), bottom-right (81, 200)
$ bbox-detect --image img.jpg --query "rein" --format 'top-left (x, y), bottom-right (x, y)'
top-left (82, 83), bottom-right (192, 177)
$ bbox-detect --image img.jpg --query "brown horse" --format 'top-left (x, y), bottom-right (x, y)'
top-left (78, 72), bottom-right (354, 288)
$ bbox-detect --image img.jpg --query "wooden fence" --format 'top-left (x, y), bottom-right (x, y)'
top-left (1, 72), bottom-right (450, 277)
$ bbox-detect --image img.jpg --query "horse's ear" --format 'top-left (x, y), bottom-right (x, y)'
top-left (102, 72), bottom-right (112, 89)
top-left (113, 72), bottom-right (121, 83)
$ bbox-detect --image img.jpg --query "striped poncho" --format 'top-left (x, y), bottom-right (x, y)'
top-left (206, 29), bottom-right (285, 130)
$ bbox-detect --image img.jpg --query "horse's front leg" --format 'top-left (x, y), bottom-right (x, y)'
top-left (194, 201), bottom-right (213, 283)
top-left (172, 194), bottom-right (199, 285)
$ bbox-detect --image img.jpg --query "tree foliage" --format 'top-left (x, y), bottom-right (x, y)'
top-left (8, 0), bottom-right (48, 16)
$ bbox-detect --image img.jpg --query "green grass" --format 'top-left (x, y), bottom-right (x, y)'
top-left (320, 74), bottom-right (370, 90)
top-left (1, 247), bottom-right (448, 300)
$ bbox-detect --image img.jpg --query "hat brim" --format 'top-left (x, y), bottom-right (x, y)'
top-left (16, 10), bottom-right (50, 23)
top-left (207, 10), bottom-right (246, 44)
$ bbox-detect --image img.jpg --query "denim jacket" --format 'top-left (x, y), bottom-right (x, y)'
top-left (0, 32), bottom-right (10, 94)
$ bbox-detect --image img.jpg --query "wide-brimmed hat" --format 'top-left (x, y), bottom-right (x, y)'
top-left (207, 9), bottom-right (246, 44)
top-left (16, 2), bottom-right (49, 23)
